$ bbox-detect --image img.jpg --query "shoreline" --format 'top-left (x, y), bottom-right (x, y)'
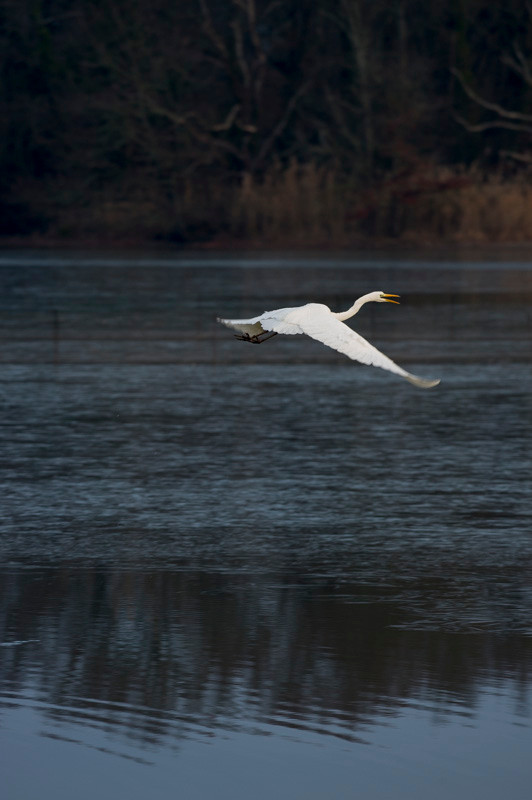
top-left (3, 233), bottom-right (532, 255)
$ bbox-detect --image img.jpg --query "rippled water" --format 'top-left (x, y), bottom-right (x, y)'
top-left (1, 249), bottom-right (532, 799)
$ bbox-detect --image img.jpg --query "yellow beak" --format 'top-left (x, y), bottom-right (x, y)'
top-left (381, 293), bottom-right (400, 304)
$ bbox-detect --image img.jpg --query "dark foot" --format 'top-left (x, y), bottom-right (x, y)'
top-left (234, 331), bottom-right (278, 344)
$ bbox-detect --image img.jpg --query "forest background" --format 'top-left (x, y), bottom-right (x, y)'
top-left (3, 0), bottom-right (532, 247)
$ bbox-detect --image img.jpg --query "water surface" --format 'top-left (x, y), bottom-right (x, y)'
top-left (1, 250), bottom-right (531, 799)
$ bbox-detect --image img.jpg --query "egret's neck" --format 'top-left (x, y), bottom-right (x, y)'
top-left (333, 293), bottom-right (377, 322)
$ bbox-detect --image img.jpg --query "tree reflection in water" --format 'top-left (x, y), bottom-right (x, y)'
top-left (1, 567), bottom-right (531, 752)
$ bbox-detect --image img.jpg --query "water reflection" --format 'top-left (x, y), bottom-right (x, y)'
top-left (2, 567), bottom-right (531, 755)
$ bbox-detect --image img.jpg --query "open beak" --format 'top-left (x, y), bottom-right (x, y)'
top-left (381, 293), bottom-right (400, 304)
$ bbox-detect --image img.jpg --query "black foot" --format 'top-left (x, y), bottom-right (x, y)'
top-left (234, 331), bottom-right (278, 344)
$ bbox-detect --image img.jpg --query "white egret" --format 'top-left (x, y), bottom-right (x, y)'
top-left (217, 291), bottom-right (440, 388)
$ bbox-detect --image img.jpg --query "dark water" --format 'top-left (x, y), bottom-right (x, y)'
top-left (1, 250), bottom-right (532, 799)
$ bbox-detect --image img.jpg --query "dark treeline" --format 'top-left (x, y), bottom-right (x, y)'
top-left (3, 0), bottom-right (532, 244)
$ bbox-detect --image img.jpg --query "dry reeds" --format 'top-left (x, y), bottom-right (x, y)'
top-left (37, 162), bottom-right (532, 245)
top-left (443, 173), bottom-right (532, 242)
top-left (379, 166), bottom-right (532, 243)
top-left (228, 163), bottom-right (532, 245)
top-left (230, 161), bottom-right (354, 244)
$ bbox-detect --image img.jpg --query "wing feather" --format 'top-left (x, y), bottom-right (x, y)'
top-left (216, 314), bottom-right (265, 337)
top-left (217, 306), bottom-right (304, 337)
top-left (287, 305), bottom-right (440, 388)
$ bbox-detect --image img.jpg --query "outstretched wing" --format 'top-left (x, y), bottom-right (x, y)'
top-left (217, 306), bottom-right (304, 338)
top-left (287, 304), bottom-right (440, 388)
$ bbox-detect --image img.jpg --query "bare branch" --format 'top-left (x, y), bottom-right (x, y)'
top-left (500, 149), bottom-right (532, 164)
top-left (254, 80), bottom-right (311, 168)
top-left (323, 86), bottom-right (362, 153)
top-left (453, 113), bottom-right (532, 135)
top-left (452, 68), bottom-right (532, 123)
top-left (199, 0), bottom-right (229, 62)
top-left (210, 104), bottom-right (242, 131)
top-left (501, 43), bottom-right (532, 89)
top-left (237, 121), bottom-right (258, 134)
top-left (209, 103), bottom-right (256, 134)
top-left (142, 98), bottom-right (245, 160)
top-left (231, 18), bottom-right (251, 87)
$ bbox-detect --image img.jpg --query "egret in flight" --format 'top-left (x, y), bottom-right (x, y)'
top-left (217, 291), bottom-right (440, 388)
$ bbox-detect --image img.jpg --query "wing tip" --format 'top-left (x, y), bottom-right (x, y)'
top-left (406, 375), bottom-right (441, 389)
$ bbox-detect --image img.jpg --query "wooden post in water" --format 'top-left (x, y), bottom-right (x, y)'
top-left (52, 309), bottom-right (59, 365)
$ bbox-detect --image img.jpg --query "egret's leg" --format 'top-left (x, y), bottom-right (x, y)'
top-left (256, 331), bottom-right (278, 343)
top-left (234, 331), bottom-right (278, 344)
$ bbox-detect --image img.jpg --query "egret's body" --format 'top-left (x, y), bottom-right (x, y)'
top-left (217, 291), bottom-right (440, 388)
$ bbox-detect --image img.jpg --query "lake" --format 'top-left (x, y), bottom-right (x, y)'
top-left (1, 249), bottom-right (532, 799)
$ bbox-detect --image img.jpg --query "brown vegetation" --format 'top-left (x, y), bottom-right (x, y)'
top-left (33, 165), bottom-right (532, 248)
top-left (233, 167), bottom-right (532, 246)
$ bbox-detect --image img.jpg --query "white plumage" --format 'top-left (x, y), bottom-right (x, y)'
top-left (217, 291), bottom-right (440, 389)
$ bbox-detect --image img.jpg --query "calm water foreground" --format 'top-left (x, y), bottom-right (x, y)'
top-left (1, 249), bottom-right (532, 799)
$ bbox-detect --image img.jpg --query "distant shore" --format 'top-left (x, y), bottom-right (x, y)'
top-left (3, 233), bottom-right (532, 255)
top-left (4, 166), bottom-right (532, 253)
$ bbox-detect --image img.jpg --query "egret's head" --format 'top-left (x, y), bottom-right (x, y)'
top-left (378, 292), bottom-right (400, 304)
